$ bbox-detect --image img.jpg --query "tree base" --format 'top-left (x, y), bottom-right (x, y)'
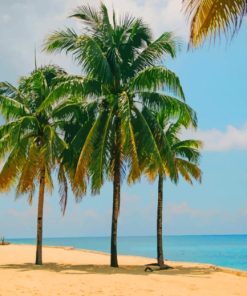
top-left (35, 259), bottom-right (43, 265)
top-left (145, 262), bottom-right (173, 272)
top-left (110, 258), bottom-right (119, 268)
top-left (159, 263), bottom-right (172, 270)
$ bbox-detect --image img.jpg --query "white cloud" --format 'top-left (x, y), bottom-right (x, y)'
top-left (64, 0), bottom-right (187, 37)
top-left (165, 201), bottom-right (247, 235)
top-left (183, 123), bottom-right (247, 152)
top-left (167, 202), bottom-right (219, 218)
top-left (0, 0), bottom-right (188, 83)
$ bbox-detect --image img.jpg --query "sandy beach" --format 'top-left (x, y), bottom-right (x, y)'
top-left (0, 244), bottom-right (246, 295)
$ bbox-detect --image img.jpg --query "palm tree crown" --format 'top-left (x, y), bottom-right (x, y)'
top-left (0, 65), bottom-right (69, 264)
top-left (44, 3), bottom-right (196, 193)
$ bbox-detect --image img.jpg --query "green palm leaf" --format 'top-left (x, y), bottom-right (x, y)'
top-left (70, 4), bottom-right (101, 30)
top-left (130, 66), bottom-right (185, 99)
top-left (0, 95), bottom-right (29, 119)
top-left (138, 92), bottom-right (197, 127)
top-left (44, 28), bottom-right (79, 54)
top-left (132, 32), bottom-right (180, 72)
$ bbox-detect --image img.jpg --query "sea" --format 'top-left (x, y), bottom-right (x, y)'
top-left (9, 235), bottom-right (247, 271)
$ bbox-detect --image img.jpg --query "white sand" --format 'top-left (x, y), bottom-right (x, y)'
top-left (0, 244), bottom-right (247, 296)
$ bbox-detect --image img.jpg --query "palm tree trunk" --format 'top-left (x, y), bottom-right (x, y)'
top-left (35, 168), bottom-right (45, 265)
top-left (157, 173), bottom-right (164, 266)
top-left (110, 117), bottom-right (121, 268)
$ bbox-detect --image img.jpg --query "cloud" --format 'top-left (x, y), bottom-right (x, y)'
top-left (167, 202), bottom-right (219, 218)
top-left (183, 123), bottom-right (247, 152)
top-left (165, 201), bottom-right (247, 235)
top-left (64, 0), bottom-right (188, 37)
top-left (0, 0), bottom-right (188, 83)
top-left (2, 191), bottom-right (247, 237)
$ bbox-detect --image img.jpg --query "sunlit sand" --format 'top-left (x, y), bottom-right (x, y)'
top-left (0, 244), bottom-right (246, 296)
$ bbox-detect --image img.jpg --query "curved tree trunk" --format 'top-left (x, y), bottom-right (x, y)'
top-left (110, 117), bottom-right (121, 268)
top-left (157, 173), bottom-right (164, 266)
top-left (35, 168), bottom-right (45, 265)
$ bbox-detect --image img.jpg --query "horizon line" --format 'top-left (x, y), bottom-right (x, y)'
top-left (8, 233), bottom-right (247, 240)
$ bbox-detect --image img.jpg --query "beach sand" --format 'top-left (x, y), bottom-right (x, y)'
top-left (0, 244), bottom-right (247, 296)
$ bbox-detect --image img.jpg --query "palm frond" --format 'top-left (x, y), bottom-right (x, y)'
top-left (75, 35), bottom-right (113, 83)
top-left (142, 107), bottom-right (177, 180)
top-left (15, 143), bottom-right (40, 202)
top-left (173, 140), bottom-right (202, 162)
top-left (38, 75), bottom-right (100, 111)
top-left (89, 108), bottom-right (114, 194)
top-left (44, 165), bottom-right (53, 193)
top-left (70, 4), bottom-right (101, 31)
top-left (119, 92), bottom-right (141, 183)
top-left (130, 66), bottom-right (185, 99)
top-left (0, 95), bottom-right (29, 119)
top-left (176, 158), bottom-right (202, 183)
top-left (0, 138), bottom-right (29, 191)
top-left (58, 165), bottom-right (68, 215)
top-left (44, 28), bottom-right (79, 54)
top-left (184, 0), bottom-right (247, 47)
top-left (73, 112), bottom-right (108, 197)
top-left (132, 106), bottom-right (164, 174)
top-left (138, 92), bottom-right (197, 127)
top-left (132, 32), bottom-right (180, 72)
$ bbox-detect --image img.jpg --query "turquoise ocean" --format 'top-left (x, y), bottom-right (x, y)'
top-left (9, 235), bottom-right (247, 271)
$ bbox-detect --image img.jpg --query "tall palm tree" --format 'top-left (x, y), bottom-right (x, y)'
top-left (44, 3), bottom-right (196, 267)
top-left (184, 0), bottom-right (247, 47)
top-left (144, 110), bottom-right (202, 267)
top-left (0, 65), bottom-right (69, 265)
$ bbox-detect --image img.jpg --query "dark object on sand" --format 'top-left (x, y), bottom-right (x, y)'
top-left (145, 267), bottom-right (154, 272)
top-left (0, 237), bottom-right (10, 245)
top-left (145, 262), bottom-right (173, 272)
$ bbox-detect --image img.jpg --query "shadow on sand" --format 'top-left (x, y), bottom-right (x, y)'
top-left (0, 262), bottom-right (216, 277)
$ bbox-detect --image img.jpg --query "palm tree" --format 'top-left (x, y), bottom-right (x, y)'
top-left (184, 0), bottom-right (247, 47)
top-left (0, 65), bottom-right (69, 265)
top-left (144, 110), bottom-right (202, 267)
top-left (44, 3), bottom-right (196, 267)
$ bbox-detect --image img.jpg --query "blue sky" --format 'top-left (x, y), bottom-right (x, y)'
top-left (0, 0), bottom-right (247, 238)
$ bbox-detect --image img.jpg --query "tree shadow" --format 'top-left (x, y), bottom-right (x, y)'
top-left (0, 262), bottom-right (216, 277)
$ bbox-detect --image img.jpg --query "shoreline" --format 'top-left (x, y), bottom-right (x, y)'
top-left (34, 244), bottom-right (247, 276)
top-left (3, 243), bottom-right (247, 276)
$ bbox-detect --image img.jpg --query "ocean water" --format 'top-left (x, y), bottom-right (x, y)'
top-left (9, 235), bottom-right (247, 271)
